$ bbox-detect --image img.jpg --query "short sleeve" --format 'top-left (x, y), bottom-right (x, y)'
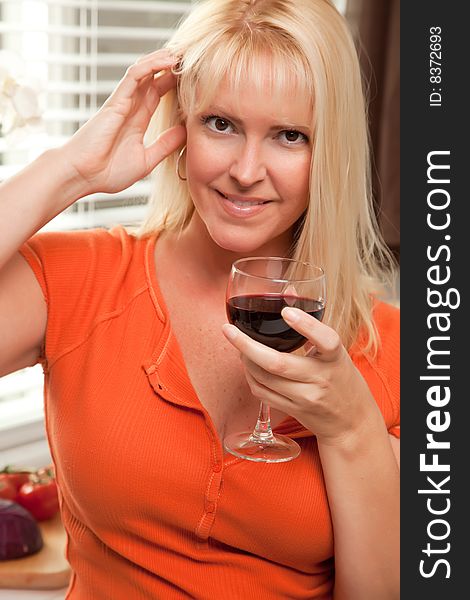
top-left (19, 226), bottom-right (136, 368)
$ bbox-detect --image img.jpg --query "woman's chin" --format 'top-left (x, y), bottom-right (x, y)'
top-left (208, 227), bottom-right (288, 257)
top-left (206, 227), bottom-right (254, 252)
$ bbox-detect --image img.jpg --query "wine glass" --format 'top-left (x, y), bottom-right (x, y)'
top-left (224, 257), bottom-right (326, 463)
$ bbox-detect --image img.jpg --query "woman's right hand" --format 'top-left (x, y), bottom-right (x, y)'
top-left (61, 48), bottom-right (186, 195)
top-left (1, 53), bottom-right (187, 376)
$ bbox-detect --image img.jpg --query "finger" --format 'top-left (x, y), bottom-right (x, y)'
top-left (222, 323), bottom-right (304, 379)
top-left (135, 48), bottom-right (174, 65)
top-left (281, 307), bottom-right (341, 361)
top-left (244, 369), bottom-right (295, 414)
top-left (152, 69), bottom-right (177, 97)
top-left (242, 355), bottom-right (317, 388)
top-left (303, 342), bottom-right (318, 357)
top-left (142, 70), bottom-right (177, 116)
top-left (144, 124), bottom-right (187, 172)
top-left (127, 49), bottom-right (177, 83)
top-left (107, 51), bottom-right (177, 105)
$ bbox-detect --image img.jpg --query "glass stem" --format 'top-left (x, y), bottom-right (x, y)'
top-left (250, 402), bottom-right (275, 443)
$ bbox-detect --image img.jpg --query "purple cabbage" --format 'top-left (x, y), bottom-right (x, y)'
top-left (0, 499), bottom-right (43, 560)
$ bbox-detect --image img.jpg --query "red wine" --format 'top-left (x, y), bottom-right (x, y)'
top-left (226, 294), bottom-right (325, 352)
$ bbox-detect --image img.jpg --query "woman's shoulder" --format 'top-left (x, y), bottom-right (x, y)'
top-left (19, 224), bottom-right (152, 319)
top-left (364, 300), bottom-right (400, 373)
top-left (21, 225), bottom-right (149, 279)
top-left (20, 226), bottom-right (154, 367)
top-left (372, 299), bottom-right (400, 341)
top-left (349, 300), bottom-right (400, 432)
top-left (350, 299), bottom-right (399, 358)
top-left (24, 224), bottom-right (138, 255)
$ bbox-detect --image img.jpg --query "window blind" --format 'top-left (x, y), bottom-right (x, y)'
top-left (0, 0), bottom-right (191, 229)
top-left (0, 0), bottom-right (190, 448)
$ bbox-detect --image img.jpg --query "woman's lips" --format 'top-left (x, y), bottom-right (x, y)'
top-left (216, 190), bottom-right (272, 218)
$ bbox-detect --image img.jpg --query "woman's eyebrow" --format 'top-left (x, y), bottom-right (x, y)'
top-left (270, 123), bottom-right (312, 134)
top-left (203, 105), bottom-right (241, 124)
top-left (204, 105), bottom-right (311, 134)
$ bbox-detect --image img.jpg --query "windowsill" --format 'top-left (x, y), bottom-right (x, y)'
top-left (0, 388), bottom-right (51, 467)
top-left (0, 386), bottom-right (44, 436)
top-left (0, 436), bottom-right (51, 468)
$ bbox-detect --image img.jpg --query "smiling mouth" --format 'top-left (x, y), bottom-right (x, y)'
top-left (216, 190), bottom-right (271, 206)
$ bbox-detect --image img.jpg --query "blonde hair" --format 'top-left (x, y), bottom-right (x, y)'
top-left (139, 0), bottom-right (397, 355)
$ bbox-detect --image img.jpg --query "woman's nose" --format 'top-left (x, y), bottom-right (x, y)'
top-left (228, 140), bottom-right (267, 187)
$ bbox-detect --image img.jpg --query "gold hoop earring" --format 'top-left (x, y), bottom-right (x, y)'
top-left (176, 145), bottom-right (187, 181)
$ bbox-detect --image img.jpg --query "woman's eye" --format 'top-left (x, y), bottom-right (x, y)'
top-left (279, 130), bottom-right (308, 145)
top-left (203, 116), bottom-right (233, 134)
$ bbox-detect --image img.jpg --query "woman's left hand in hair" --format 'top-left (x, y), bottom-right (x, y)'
top-left (222, 306), bottom-right (383, 445)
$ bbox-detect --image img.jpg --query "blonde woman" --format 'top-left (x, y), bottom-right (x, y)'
top-left (0, 1), bottom-right (399, 598)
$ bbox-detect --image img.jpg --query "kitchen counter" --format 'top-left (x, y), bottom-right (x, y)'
top-left (0, 511), bottom-right (70, 595)
top-left (0, 589), bottom-right (67, 599)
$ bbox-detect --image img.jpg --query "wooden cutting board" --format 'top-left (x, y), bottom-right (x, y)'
top-left (0, 513), bottom-right (71, 590)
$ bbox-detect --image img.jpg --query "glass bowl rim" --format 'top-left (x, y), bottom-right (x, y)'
top-left (231, 256), bottom-right (325, 284)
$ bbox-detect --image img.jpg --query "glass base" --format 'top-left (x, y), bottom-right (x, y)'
top-left (223, 431), bottom-right (301, 463)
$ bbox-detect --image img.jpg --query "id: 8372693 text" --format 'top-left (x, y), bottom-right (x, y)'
top-left (429, 26), bottom-right (442, 107)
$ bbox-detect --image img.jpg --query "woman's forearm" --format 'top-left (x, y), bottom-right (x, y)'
top-left (317, 414), bottom-right (400, 600)
top-left (0, 50), bottom-right (185, 274)
top-left (0, 147), bottom-right (87, 269)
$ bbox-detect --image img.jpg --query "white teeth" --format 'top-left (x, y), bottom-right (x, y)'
top-left (230, 199), bottom-right (264, 207)
top-left (218, 191), bottom-right (266, 206)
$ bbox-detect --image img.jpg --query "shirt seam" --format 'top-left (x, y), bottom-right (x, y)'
top-left (144, 232), bottom-right (166, 323)
top-left (46, 284), bottom-right (150, 370)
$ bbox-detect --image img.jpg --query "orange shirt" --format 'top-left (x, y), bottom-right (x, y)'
top-left (20, 227), bottom-right (399, 599)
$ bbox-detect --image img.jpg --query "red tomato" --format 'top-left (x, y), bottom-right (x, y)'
top-left (0, 479), bottom-right (17, 501)
top-left (0, 468), bottom-right (33, 493)
top-left (17, 478), bottom-right (59, 521)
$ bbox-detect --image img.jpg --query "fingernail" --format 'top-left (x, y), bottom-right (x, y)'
top-left (222, 324), bottom-right (238, 340)
top-left (282, 307), bottom-right (299, 322)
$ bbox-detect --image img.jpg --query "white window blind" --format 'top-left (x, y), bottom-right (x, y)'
top-left (0, 0), bottom-right (191, 228)
top-left (0, 0), bottom-right (190, 456)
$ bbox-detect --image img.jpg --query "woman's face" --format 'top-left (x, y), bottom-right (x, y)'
top-left (184, 74), bottom-right (313, 256)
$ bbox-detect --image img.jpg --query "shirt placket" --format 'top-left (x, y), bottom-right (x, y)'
top-left (143, 327), bottom-right (226, 541)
